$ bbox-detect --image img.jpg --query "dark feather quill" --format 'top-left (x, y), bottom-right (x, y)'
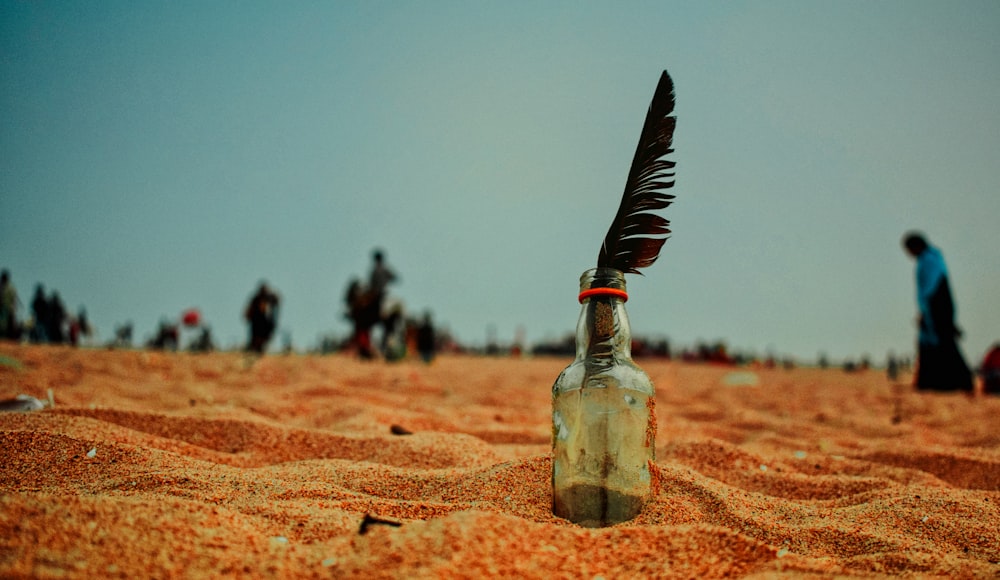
top-left (597, 70), bottom-right (677, 274)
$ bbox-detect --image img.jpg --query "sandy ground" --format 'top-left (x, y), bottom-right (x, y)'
top-left (1, 343), bottom-right (998, 578)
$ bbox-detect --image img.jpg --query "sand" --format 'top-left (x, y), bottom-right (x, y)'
top-left (1, 343), bottom-right (998, 578)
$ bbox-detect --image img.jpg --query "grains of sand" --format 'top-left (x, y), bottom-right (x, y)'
top-left (1, 344), bottom-right (998, 577)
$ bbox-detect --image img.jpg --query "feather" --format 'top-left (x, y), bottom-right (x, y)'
top-left (597, 70), bottom-right (677, 275)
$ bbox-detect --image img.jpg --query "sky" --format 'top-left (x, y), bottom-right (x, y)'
top-left (2, 2), bottom-right (998, 363)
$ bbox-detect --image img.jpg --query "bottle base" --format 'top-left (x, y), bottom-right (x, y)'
top-left (553, 483), bottom-right (646, 527)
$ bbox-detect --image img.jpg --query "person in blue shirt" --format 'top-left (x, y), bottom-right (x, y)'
top-left (902, 232), bottom-right (973, 392)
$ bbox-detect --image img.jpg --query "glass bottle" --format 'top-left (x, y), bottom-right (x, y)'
top-left (551, 267), bottom-right (656, 527)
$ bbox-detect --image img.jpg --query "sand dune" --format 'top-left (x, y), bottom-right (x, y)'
top-left (1, 343), bottom-right (998, 578)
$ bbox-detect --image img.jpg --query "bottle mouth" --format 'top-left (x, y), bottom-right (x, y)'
top-left (578, 267), bottom-right (627, 298)
top-left (578, 288), bottom-right (629, 303)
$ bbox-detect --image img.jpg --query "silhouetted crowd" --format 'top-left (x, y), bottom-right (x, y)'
top-left (340, 249), bottom-right (440, 363)
top-left (0, 270), bottom-right (90, 346)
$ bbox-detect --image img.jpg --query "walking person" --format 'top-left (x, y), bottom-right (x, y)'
top-left (30, 285), bottom-right (48, 343)
top-left (46, 291), bottom-right (67, 344)
top-left (901, 232), bottom-right (973, 392)
top-left (244, 282), bottom-right (280, 354)
top-left (368, 249), bottom-right (398, 354)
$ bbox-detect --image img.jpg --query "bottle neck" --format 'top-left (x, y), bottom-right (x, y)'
top-left (575, 296), bottom-right (633, 362)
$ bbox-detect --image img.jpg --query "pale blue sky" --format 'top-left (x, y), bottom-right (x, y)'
top-left (2, 2), bottom-right (998, 362)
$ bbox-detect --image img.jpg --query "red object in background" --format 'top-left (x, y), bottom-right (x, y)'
top-left (181, 309), bottom-right (201, 327)
top-left (982, 345), bottom-right (1000, 371)
top-left (982, 343), bottom-right (1000, 395)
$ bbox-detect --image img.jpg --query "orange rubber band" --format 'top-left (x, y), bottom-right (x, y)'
top-left (578, 288), bottom-right (629, 303)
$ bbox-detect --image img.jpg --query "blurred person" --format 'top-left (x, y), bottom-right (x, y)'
top-left (416, 311), bottom-right (436, 364)
top-left (30, 285), bottom-right (49, 343)
top-left (149, 318), bottom-right (179, 351)
top-left (0, 270), bottom-right (21, 340)
top-left (111, 322), bottom-right (133, 349)
top-left (68, 314), bottom-right (80, 346)
top-left (344, 278), bottom-right (377, 359)
top-left (369, 249), bottom-right (397, 302)
top-left (69, 307), bottom-right (92, 347)
top-left (368, 249), bottom-right (398, 351)
top-left (980, 343), bottom-right (1000, 395)
top-left (902, 232), bottom-right (973, 392)
top-left (190, 326), bottom-right (215, 353)
top-left (46, 291), bottom-right (67, 344)
top-left (244, 282), bottom-right (280, 354)
top-left (381, 299), bottom-right (406, 361)
top-left (886, 352), bottom-right (900, 382)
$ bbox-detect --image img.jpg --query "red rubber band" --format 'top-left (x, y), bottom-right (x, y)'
top-left (578, 288), bottom-right (629, 303)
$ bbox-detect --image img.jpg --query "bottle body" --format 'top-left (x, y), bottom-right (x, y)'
top-left (551, 268), bottom-right (656, 527)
